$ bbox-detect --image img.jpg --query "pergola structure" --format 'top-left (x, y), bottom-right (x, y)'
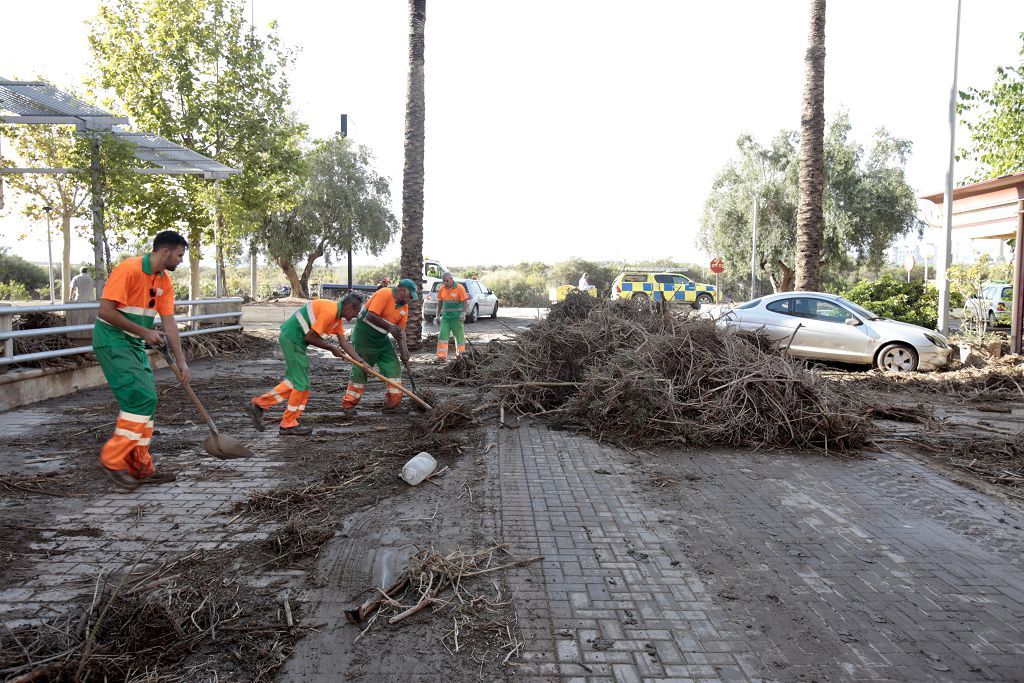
top-left (0, 78), bottom-right (239, 293)
top-left (922, 171), bottom-right (1024, 352)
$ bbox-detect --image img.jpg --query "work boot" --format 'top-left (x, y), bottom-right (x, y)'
top-left (279, 424), bottom-right (314, 437)
top-left (244, 402), bottom-right (266, 431)
top-left (100, 465), bottom-right (140, 491)
top-left (382, 405), bottom-right (410, 415)
top-left (342, 406), bottom-right (359, 418)
top-left (139, 470), bottom-right (177, 485)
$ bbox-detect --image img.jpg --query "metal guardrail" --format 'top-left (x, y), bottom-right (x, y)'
top-left (0, 297), bottom-right (243, 367)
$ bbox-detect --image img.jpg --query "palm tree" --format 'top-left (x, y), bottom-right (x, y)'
top-left (794, 0), bottom-right (826, 291)
top-left (400, 0), bottom-right (427, 348)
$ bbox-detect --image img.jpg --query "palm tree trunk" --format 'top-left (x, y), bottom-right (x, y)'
top-left (400, 0), bottom-right (427, 350)
top-left (794, 0), bottom-right (826, 291)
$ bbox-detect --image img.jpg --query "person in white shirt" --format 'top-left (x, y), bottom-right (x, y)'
top-left (578, 272), bottom-right (592, 292)
top-left (70, 267), bottom-right (96, 302)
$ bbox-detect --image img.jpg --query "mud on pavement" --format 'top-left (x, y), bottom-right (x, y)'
top-left (0, 335), bottom-right (519, 682)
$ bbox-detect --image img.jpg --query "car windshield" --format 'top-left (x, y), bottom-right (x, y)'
top-left (834, 296), bottom-right (880, 320)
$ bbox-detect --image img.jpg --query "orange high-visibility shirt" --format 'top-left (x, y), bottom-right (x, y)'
top-left (93, 254), bottom-right (174, 347)
top-left (360, 286), bottom-right (408, 334)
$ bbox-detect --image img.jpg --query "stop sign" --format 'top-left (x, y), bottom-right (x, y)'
top-left (710, 257), bottom-right (726, 274)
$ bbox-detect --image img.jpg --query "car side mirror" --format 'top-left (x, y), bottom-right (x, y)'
top-left (845, 317), bottom-right (861, 326)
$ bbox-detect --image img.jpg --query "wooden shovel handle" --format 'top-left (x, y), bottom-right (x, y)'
top-left (341, 352), bottom-right (432, 411)
top-left (158, 343), bottom-right (220, 435)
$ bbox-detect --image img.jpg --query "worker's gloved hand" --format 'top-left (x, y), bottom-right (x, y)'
top-left (142, 329), bottom-right (165, 347)
top-left (460, 314), bottom-right (467, 322)
top-left (331, 346), bottom-right (349, 359)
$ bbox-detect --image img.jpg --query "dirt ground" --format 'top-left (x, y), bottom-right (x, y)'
top-left (2, 311), bottom-right (1023, 681)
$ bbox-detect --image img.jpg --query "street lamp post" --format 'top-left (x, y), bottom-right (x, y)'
top-left (750, 194), bottom-right (758, 299)
top-left (43, 205), bottom-right (55, 304)
top-left (937, 0), bottom-right (963, 336)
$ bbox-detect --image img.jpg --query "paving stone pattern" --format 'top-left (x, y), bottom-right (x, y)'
top-left (496, 421), bottom-right (1024, 683)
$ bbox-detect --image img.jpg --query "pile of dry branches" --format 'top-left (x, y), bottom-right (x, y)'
top-left (0, 557), bottom-right (302, 682)
top-left (345, 544), bottom-right (540, 662)
top-left (11, 311), bottom-right (92, 370)
top-left (465, 294), bottom-right (869, 451)
top-left (829, 355), bottom-right (1024, 401)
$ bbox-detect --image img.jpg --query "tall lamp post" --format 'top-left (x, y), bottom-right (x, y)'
top-left (42, 205), bottom-right (55, 304)
top-left (936, 0), bottom-right (963, 335)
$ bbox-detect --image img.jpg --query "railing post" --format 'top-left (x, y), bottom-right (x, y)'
top-left (0, 312), bottom-right (12, 371)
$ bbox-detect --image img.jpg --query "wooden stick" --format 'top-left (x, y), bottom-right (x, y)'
top-left (338, 352), bottom-right (432, 411)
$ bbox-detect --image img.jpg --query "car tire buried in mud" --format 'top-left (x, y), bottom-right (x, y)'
top-left (877, 342), bottom-right (918, 373)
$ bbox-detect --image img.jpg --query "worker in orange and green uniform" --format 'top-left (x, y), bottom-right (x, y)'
top-left (435, 271), bottom-right (469, 362)
top-left (93, 230), bottom-right (190, 491)
top-left (246, 292), bottom-right (367, 436)
top-left (342, 278), bottom-right (417, 415)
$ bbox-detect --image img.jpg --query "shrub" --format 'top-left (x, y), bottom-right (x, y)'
top-left (0, 249), bottom-right (48, 291)
top-left (0, 280), bottom-right (31, 301)
top-left (481, 269), bottom-right (548, 307)
top-left (841, 276), bottom-right (938, 329)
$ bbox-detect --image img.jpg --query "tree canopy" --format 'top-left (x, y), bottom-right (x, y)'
top-left (88, 0), bottom-right (304, 294)
top-left (260, 136), bottom-right (398, 298)
top-left (958, 32), bottom-right (1024, 180)
top-left (699, 113), bottom-right (921, 293)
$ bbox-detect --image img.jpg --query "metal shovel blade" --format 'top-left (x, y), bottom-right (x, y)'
top-left (203, 433), bottom-right (254, 460)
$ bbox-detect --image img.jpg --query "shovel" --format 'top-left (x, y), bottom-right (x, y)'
top-left (339, 351), bottom-right (433, 412)
top-left (158, 343), bottom-right (254, 459)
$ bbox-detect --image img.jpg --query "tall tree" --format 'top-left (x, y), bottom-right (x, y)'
top-left (88, 0), bottom-right (301, 298)
top-left (699, 115), bottom-right (920, 292)
top-left (794, 0), bottom-right (827, 291)
top-left (958, 32), bottom-right (1024, 180)
top-left (261, 136), bottom-right (398, 298)
top-left (0, 125), bottom-right (89, 300)
top-left (400, 0), bottom-right (427, 349)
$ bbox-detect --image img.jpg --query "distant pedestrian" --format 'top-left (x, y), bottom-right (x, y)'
top-left (93, 230), bottom-right (189, 491)
top-left (70, 266), bottom-right (95, 302)
top-left (246, 293), bottom-right (366, 436)
top-left (376, 276), bottom-right (391, 291)
top-left (578, 272), bottom-right (593, 292)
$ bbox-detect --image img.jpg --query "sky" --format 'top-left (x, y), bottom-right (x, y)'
top-left (2, 0), bottom-right (1023, 272)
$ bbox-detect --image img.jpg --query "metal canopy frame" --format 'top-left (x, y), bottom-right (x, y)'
top-left (0, 77), bottom-right (241, 298)
top-left (0, 78), bottom-right (239, 179)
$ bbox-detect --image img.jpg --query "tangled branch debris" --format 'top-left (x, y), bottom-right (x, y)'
top-left (0, 557), bottom-right (305, 682)
top-left (344, 545), bottom-right (540, 661)
top-left (456, 294), bottom-right (869, 451)
top-left (827, 355), bottom-right (1024, 401)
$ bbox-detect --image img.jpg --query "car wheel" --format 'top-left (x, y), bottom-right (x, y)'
top-left (988, 311), bottom-right (996, 328)
top-left (467, 305), bottom-right (479, 324)
top-left (491, 301), bottom-right (498, 319)
top-left (631, 292), bottom-right (650, 309)
top-left (876, 343), bottom-right (918, 373)
top-left (424, 315), bottom-right (434, 324)
top-left (694, 293), bottom-right (713, 309)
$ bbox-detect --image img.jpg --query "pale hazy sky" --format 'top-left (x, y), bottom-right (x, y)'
top-left (2, 0), bottom-right (1023, 270)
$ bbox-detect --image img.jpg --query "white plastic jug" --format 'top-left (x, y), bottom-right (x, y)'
top-left (401, 451), bottom-right (437, 486)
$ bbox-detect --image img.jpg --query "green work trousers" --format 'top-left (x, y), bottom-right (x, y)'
top-left (280, 332), bottom-right (311, 391)
top-left (95, 344), bottom-right (158, 416)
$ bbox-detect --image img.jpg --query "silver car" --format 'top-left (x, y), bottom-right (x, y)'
top-left (423, 278), bottom-right (499, 324)
top-left (718, 292), bottom-right (951, 372)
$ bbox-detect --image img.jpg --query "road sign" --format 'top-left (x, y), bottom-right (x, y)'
top-left (710, 257), bottom-right (726, 274)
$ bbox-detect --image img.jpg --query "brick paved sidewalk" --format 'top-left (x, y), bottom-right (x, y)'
top-left (495, 420), bottom-right (1024, 682)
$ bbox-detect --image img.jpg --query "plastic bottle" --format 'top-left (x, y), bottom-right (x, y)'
top-left (401, 452), bottom-right (437, 486)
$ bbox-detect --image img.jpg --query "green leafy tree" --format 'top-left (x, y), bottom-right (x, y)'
top-left (1, 125), bottom-right (89, 301)
top-left (88, 0), bottom-right (303, 297)
top-left (261, 136), bottom-right (398, 298)
top-left (699, 113), bottom-right (920, 294)
top-left (958, 32), bottom-right (1024, 179)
